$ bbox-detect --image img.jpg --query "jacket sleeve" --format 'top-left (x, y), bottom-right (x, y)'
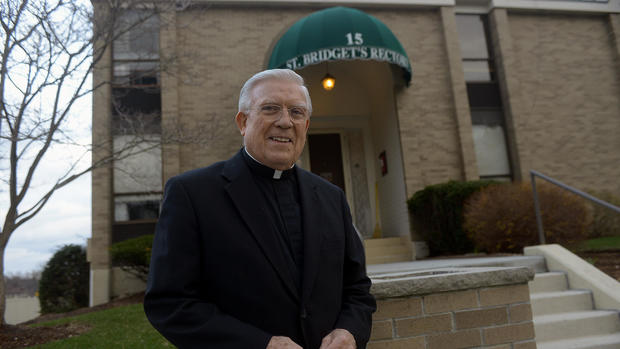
top-left (334, 191), bottom-right (377, 348)
top-left (144, 177), bottom-right (272, 349)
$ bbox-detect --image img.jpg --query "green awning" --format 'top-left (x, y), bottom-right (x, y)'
top-left (268, 7), bottom-right (412, 85)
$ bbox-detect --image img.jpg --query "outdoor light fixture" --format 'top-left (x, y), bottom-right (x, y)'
top-left (322, 74), bottom-right (335, 90)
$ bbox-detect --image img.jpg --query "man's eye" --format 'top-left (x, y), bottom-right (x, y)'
top-left (290, 108), bottom-right (305, 117)
top-left (261, 105), bottom-right (280, 113)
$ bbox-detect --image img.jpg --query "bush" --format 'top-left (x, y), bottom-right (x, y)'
top-left (464, 182), bottom-right (590, 253)
top-left (39, 244), bottom-right (89, 314)
top-left (110, 234), bottom-right (154, 281)
top-left (407, 180), bottom-right (496, 255)
top-left (585, 190), bottom-right (620, 238)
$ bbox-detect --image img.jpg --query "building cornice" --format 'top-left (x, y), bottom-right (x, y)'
top-left (189, 0), bottom-right (619, 13)
top-left (491, 0), bottom-right (619, 14)
top-left (186, 0), bottom-right (452, 9)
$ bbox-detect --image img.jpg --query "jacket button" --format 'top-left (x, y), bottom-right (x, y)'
top-left (300, 307), bottom-right (307, 319)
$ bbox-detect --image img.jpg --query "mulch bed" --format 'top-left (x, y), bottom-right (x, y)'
top-left (0, 292), bottom-right (144, 349)
top-left (575, 250), bottom-right (620, 281)
top-left (0, 322), bottom-right (91, 349)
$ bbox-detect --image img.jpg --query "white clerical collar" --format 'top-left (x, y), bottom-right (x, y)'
top-left (244, 148), bottom-right (295, 179)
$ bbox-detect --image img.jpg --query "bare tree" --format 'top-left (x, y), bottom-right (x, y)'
top-left (0, 0), bottom-right (197, 325)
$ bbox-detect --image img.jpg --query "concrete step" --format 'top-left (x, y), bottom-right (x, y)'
top-left (365, 244), bottom-right (412, 257)
top-left (534, 310), bottom-right (620, 342)
top-left (531, 289), bottom-right (594, 316)
top-left (364, 237), bottom-right (409, 248)
top-left (537, 333), bottom-right (620, 349)
top-left (364, 237), bottom-right (413, 265)
top-left (529, 271), bottom-right (568, 293)
top-left (367, 254), bottom-right (414, 265)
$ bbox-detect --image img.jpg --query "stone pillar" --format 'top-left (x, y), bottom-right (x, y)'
top-left (89, 1), bottom-right (113, 307)
top-left (440, 6), bottom-right (479, 181)
top-left (160, 8), bottom-right (182, 183)
top-left (488, 9), bottom-right (526, 181)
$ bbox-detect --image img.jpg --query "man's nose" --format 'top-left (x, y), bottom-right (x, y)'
top-left (274, 108), bottom-right (294, 127)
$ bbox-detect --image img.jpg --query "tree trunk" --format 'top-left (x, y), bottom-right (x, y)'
top-left (0, 246), bottom-right (6, 326)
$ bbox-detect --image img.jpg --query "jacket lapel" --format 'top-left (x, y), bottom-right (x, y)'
top-left (297, 168), bottom-right (324, 302)
top-left (222, 150), bottom-right (300, 301)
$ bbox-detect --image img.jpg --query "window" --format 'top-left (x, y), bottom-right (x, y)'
top-left (112, 86), bottom-right (161, 135)
top-left (113, 11), bottom-right (159, 61)
top-left (470, 110), bottom-right (511, 177)
top-left (456, 15), bottom-right (494, 82)
top-left (112, 11), bottom-right (161, 136)
top-left (456, 14), bottom-right (512, 180)
top-left (113, 135), bottom-right (162, 194)
top-left (111, 10), bottom-right (163, 239)
top-left (113, 61), bottom-right (160, 86)
top-left (113, 193), bottom-right (161, 243)
top-left (114, 194), bottom-right (161, 222)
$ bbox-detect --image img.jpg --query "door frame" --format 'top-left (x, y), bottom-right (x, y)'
top-left (300, 129), bottom-right (355, 221)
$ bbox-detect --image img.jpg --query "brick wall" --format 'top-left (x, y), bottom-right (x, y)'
top-left (174, 7), bottom-right (312, 171)
top-left (375, 8), bottom-right (467, 196)
top-left (503, 12), bottom-right (620, 194)
top-left (369, 284), bottom-right (536, 349)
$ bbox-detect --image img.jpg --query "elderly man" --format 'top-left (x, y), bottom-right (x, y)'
top-left (144, 69), bottom-right (376, 349)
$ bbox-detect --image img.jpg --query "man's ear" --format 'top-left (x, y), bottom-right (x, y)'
top-left (235, 112), bottom-right (247, 136)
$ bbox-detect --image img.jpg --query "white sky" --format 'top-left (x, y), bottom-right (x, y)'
top-left (3, 100), bottom-right (92, 276)
top-left (5, 175), bottom-right (91, 275)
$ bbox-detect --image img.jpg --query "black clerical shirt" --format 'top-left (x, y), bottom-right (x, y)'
top-left (242, 149), bottom-right (304, 289)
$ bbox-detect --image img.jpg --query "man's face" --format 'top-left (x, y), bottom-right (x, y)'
top-left (235, 79), bottom-right (310, 170)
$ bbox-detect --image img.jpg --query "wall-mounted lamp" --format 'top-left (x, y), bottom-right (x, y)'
top-left (322, 73), bottom-right (335, 91)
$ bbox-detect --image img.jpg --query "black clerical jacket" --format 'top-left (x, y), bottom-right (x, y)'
top-left (144, 149), bottom-right (376, 349)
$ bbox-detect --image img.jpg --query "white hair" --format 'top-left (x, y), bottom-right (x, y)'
top-left (238, 69), bottom-right (312, 116)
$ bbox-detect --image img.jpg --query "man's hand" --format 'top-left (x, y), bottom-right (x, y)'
top-left (267, 336), bottom-right (303, 349)
top-left (319, 329), bottom-right (356, 349)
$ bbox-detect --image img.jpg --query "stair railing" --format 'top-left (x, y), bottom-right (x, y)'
top-left (530, 170), bottom-right (620, 244)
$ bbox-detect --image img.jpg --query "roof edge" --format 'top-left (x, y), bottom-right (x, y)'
top-left (188, 0), bottom-right (453, 9)
top-left (188, 0), bottom-right (620, 14)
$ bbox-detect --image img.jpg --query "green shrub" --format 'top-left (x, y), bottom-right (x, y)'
top-left (463, 182), bottom-right (590, 253)
top-left (110, 234), bottom-right (154, 281)
top-left (407, 180), bottom-right (496, 255)
top-left (39, 244), bottom-right (89, 314)
top-left (585, 190), bottom-right (620, 238)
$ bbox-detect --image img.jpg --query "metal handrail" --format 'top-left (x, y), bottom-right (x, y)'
top-left (530, 170), bottom-right (620, 244)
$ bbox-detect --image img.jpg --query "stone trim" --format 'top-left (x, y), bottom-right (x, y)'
top-left (439, 6), bottom-right (479, 181)
top-left (371, 267), bottom-right (534, 299)
top-left (488, 8), bottom-right (525, 181)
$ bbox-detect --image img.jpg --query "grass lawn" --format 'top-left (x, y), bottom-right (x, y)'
top-left (28, 303), bottom-right (171, 348)
top-left (574, 236), bottom-right (620, 252)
